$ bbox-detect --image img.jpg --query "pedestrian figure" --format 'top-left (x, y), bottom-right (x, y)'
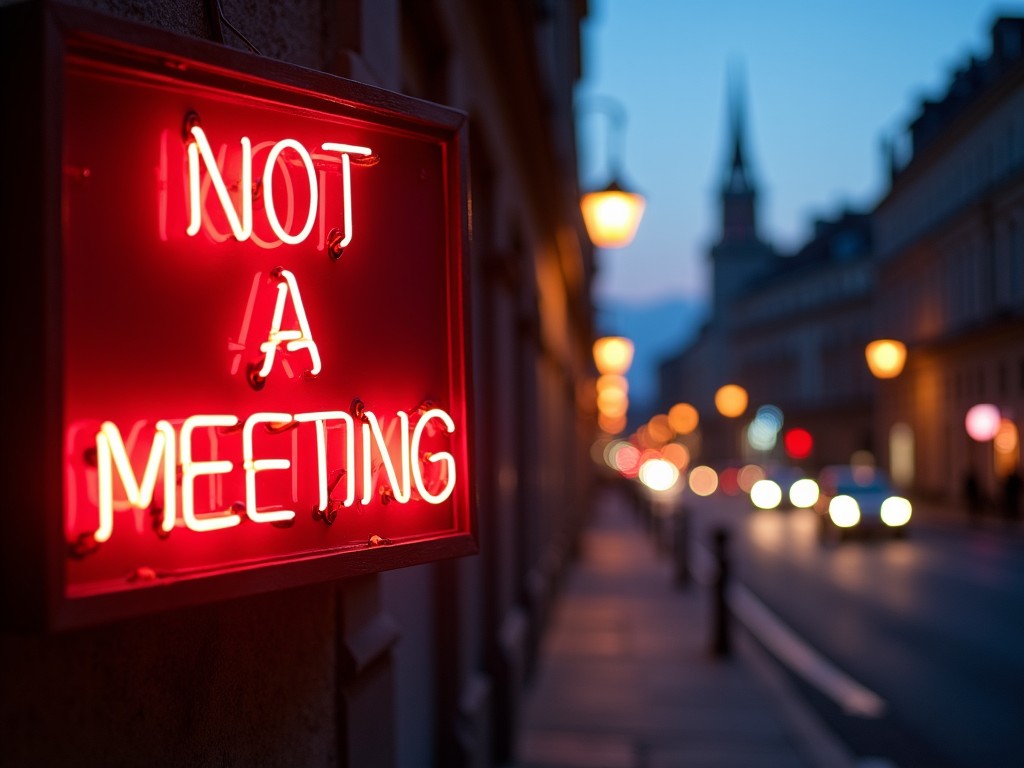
top-left (964, 465), bottom-right (983, 528)
top-left (1003, 467), bottom-right (1022, 524)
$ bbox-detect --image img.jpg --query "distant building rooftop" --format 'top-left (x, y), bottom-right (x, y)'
top-left (906, 17), bottom-right (1024, 161)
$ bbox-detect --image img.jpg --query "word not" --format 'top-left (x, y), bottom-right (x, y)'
top-left (186, 124), bottom-right (372, 248)
top-left (92, 408), bottom-right (456, 544)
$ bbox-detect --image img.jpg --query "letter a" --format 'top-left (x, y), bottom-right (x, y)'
top-left (255, 268), bottom-right (322, 380)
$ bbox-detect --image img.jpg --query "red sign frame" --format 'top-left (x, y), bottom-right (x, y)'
top-left (1, 4), bottom-right (475, 629)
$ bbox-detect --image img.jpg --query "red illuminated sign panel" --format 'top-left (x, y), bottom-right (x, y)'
top-left (8, 7), bottom-right (474, 627)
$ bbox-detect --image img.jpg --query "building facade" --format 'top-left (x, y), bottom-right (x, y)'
top-left (730, 211), bottom-right (876, 468)
top-left (873, 16), bottom-right (1024, 505)
top-left (0, 1), bottom-right (595, 766)
top-left (661, 17), bottom-right (1024, 488)
top-left (658, 76), bottom-right (876, 469)
top-left (658, 76), bottom-right (777, 462)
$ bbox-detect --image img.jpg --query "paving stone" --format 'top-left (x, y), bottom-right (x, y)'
top-left (514, 483), bottom-right (852, 768)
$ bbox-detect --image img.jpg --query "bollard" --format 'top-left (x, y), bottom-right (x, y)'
top-left (655, 501), bottom-right (671, 555)
top-left (673, 506), bottom-right (690, 589)
top-left (710, 527), bottom-right (731, 658)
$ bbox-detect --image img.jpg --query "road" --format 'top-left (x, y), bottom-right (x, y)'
top-left (683, 492), bottom-right (1024, 768)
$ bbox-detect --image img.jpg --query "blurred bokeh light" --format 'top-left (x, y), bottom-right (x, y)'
top-left (639, 457), bottom-right (680, 491)
top-left (667, 402), bottom-right (699, 435)
top-left (865, 339), bottom-right (907, 379)
top-left (688, 465), bottom-right (719, 496)
top-left (593, 336), bottom-right (635, 375)
top-left (784, 428), bottom-right (814, 460)
top-left (738, 464), bottom-right (766, 493)
top-left (789, 478), bottom-right (820, 508)
top-left (714, 384), bottom-right (748, 418)
top-left (751, 479), bottom-right (782, 509)
top-left (965, 404), bottom-right (1001, 442)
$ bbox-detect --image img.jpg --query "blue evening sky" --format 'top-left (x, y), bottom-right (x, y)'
top-left (577, 0), bottom-right (1020, 414)
top-left (580, 0), bottom-right (1019, 304)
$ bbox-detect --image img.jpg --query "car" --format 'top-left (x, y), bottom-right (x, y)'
top-left (814, 465), bottom-right (912, 542)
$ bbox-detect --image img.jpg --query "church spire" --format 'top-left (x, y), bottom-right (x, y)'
top-left (724, 62), bottom-right (753, 193)
top-left (719, 62), bottom-right (759, 241)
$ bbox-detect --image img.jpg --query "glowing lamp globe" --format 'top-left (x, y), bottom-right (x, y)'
top-left (593, 336), bottom-right (635, 376)
top-left (965, 404), bottom-right (1001, 442)
top-left (596, 374), bottom-right (629, 395)
top-left (638, 457), bottom-right (680, 492)
top-left (714, 384), bottom-right (748, 418)
top-left (598, 413), bottom-right (628, 435)
top-left (581, 182), bottom-right (646, 248)
top-left (596, 387), bottom-right (628, 418)
top-left (668, 402), bottom-right (699, 435)
top-left (865, 339), bottom-right (907, 379)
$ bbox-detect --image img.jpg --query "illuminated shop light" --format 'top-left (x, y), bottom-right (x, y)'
top-left (965, 404), bottom-right (1001, 442)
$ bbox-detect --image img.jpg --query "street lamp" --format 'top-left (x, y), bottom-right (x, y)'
top-left (714, 384), bottom-right (748, 419)
top-left (668, 402), bottom-right (699, 435)
top-left (865, 339), bottom-right (907, 379)
top-left (577, 95), bottom-right (646, 249)
top-left (714, 384), bottom-right (748, 460)
top-left (594, 336), bottom-right (634, 435)
top-left (593, 336), bottom-right (634, 376)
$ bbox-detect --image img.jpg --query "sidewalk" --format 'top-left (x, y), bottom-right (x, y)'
top-left (514, 483), bottom-right (856, 768)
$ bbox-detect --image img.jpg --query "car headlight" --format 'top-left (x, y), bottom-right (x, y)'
top-left (881, 496), bottom-right (912, 527)
top-left (789, 478), bottom-right (819, 508)
top-left (751, 479), bottom-right (782, 509)
top-left (828, 495), bottom-right (860, 527)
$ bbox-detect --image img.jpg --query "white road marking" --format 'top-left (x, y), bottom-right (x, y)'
top-left (729, 583), bottom-right (888, 719)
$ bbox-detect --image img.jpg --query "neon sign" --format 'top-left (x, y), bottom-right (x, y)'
top-left (3, 7), bottom-right (474, 628)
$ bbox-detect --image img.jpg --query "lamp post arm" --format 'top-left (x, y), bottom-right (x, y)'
top-left (575, 93), bottom-right (630, 180)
